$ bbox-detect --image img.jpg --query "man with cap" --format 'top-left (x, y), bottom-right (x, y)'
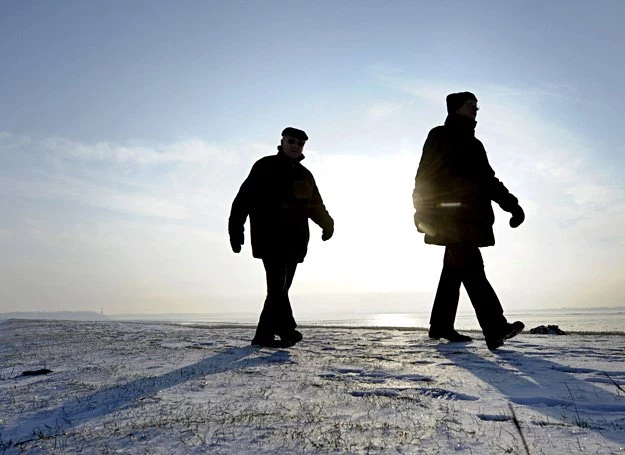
top-left (412, 92), bottom-right (526, 350)
top-left (229, 127), bottom-right (334, 347)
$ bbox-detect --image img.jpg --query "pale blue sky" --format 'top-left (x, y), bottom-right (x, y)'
top-left (1, 1), bottom-right (624, 316)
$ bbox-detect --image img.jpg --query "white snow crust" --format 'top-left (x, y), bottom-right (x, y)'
top-left (1, 319), bottom-right (624, 454)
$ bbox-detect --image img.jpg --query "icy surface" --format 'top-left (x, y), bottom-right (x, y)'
top-left (1, 319), bottom-right (624, 454)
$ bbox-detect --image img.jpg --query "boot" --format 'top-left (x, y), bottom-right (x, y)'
top-left (429, 327), bottom-right (472, 342)
top-left (485, 321), bottom-right (524, 350)
top-left (279, 329), bottom-right (303, 347)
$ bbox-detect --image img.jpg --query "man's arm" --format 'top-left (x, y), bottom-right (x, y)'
top-left (478, 142), bottom-right (525, 227)
top-left (228, 162), bottom-right (259, 252)
top-left (308, 178), bottom-right (334, 241)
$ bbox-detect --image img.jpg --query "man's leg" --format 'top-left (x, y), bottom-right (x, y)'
top-left (275, 259), bottom-right (303, 345)
top-left (253, 257), bottom-right (301, 346)
top-left (274, 259), bottom-right (298, 336)
top-left (429, 247), bottom-right (471, 341)
top-left (252, 257), bottom-right (285, 344)
top-left (462, 247), bottom-right (524, 350)
top-left (459, 247), bottom-right (509, 338)
top-left (430, 247), bottom-right (462, 329)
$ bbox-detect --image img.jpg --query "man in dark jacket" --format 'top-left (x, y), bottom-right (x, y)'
top-left (229, 127), bottom-right (334, 348)
top-left (413, 92), bottom-right (525, 350)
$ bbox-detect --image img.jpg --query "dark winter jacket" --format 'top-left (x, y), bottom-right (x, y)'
top-left (229, 148), bottom-right (334, 262)
top-left (412, 114), bottom-right (519, 247)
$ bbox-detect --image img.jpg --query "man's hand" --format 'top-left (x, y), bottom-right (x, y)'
top-left (229, 232), bottom-right (244, 253)
top-left (322, 224), bottom-right (334, 241)
top-left (509, 204), bottom-right (525, 228)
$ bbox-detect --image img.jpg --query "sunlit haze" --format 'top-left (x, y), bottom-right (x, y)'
top-left (1, 1), bottom-right (624, 316)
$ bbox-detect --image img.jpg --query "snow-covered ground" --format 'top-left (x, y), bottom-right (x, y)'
top-left (1, 319), bottom-right (624, 454)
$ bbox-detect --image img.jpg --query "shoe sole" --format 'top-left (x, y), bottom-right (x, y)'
top-left (280, 336), bottom-right (302, 348)
top-left (429, 333), bottom-right (472, 342)
top-left (252, 339), bottom-right (301, 349)
top-left (487, 339), bottom-right (504, 350)
top-left (251, 340), bottom-right (287, 348)
top-left (277, 330), bottom-right (302, 347)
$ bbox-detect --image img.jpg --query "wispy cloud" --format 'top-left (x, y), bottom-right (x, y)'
top-left (365, 102), bottom-right (404, 118)
top-left (0, 134), bottom-right (265, 221)
top-left (38, 137), bottom-right (243, 166)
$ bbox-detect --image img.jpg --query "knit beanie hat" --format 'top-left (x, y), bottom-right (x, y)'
top-left (446, 92), bottom-right (477, 114)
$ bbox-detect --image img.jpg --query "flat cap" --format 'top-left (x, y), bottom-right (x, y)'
top-left (281, 127), bottom-right (308, 141)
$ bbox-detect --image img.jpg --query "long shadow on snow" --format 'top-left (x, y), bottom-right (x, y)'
top-left (437, 343), bottom-right (625, 445)
top-left (2, 346), bottom-right (290, 445)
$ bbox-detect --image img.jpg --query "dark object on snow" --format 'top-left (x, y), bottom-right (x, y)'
top-left (529, 325), bottom-right (566, 335)
top-left (21, 368), bottom-right (53, 376)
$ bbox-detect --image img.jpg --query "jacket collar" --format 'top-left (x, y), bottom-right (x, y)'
top-left (444, 114), bottom-right (477, 136)
top-left (277, 146), bottom-right (305, 162)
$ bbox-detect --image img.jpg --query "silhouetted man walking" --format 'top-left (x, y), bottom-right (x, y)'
top-left (413, 92), bottom-right (525, 350)
top-left (229, 127), bottom-right (334, 348)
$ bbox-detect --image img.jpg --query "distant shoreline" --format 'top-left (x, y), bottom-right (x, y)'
top-left (2, 318), bottom-right (624, 336)
top-left (177, 322), bottom-right (625, 336)
top-left (2, 306), bottom-right (625, 334)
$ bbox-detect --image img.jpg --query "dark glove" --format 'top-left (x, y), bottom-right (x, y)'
top-left (322, 224), bottom-right (334, 241)
top-left (509, 204), bottom-right (525, 228)
top-left (229, 232), bottom-right (244, 253)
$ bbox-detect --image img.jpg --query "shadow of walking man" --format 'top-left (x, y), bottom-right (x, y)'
top-left (437, 343), bottom-right (625, 446)
top-left (3, 346), bottom-right (292, 446)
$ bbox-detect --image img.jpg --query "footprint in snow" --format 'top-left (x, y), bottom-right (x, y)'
top-left (415, 387), bottom-right (479, 401)
top-left (350, 389), bottom-right (400, 398)
top-left (477, 414), bottom-right (513, 422)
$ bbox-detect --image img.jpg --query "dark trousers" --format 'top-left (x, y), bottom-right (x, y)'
top-left (429, 246), bottom-right (507, 336)
top-left (254, 256), bottom-right (298, 340)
